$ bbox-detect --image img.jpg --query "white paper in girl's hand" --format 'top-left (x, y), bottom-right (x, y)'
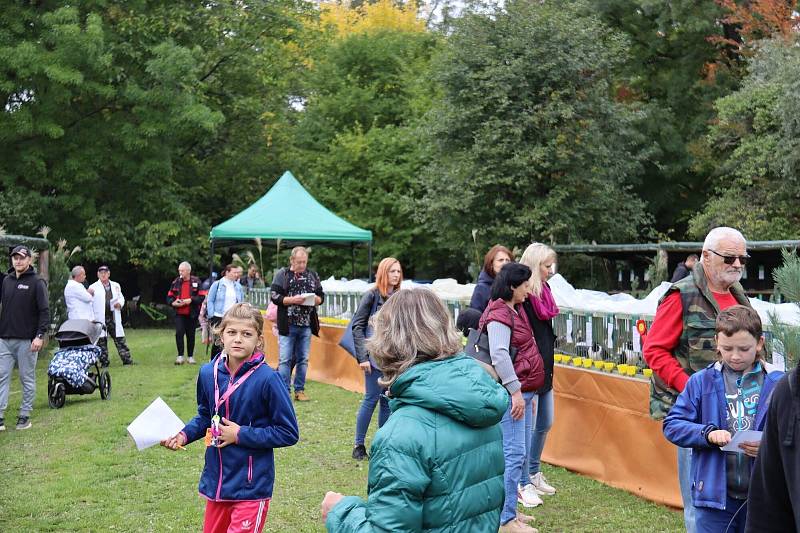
top-left (127, 397), bottom-right (185, 451)
top-left (299, 293), bottom-right (317, 306)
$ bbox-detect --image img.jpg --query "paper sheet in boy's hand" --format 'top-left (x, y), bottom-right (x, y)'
top-left (720, 429), bottom-right (762, 453)
top-left (127, 397), bottom-right (185, 451)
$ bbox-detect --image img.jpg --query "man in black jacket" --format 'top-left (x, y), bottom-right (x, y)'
top-left (270, 246), bottom-right (324, 401)
top-left (745, 366), bottom-right (800, 532)
top-left (0, 245), bottom-right (49, 431)
top-left (670, 254), bottom-right (699, 283)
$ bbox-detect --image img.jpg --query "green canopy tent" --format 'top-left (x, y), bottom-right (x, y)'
top-left (209, 171), bottom-right (373, 279)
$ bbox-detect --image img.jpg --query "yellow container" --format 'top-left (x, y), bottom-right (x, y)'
top-left (642, 368), bottom-right (653, 377)
top-left (617, 364), bottom-right (628, 374)
top-left (603, 362), bottom-right (615, 372)
top-left (583, 358), bottom-right (593, 368)
top-left (593, 360), bottom-right (604, 370)
top-left (572, 357), bottom-right (583, 366)
top-left (628, 366), bottom-right (638, 376)
top-left (555, 354), bottom-right (564, 363)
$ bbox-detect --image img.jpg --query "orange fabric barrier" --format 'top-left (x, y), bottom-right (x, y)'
top-left (263, 325), bottom-right (681, 508)
top-left (542, 365), bottom-right (681, 508)
top-left (263, 325), bottom-right (364, 394)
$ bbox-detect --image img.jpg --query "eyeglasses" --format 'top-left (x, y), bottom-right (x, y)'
top-left (708, 249), bottom-right (750, 266)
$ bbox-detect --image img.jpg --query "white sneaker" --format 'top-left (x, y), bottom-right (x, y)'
top-left (187, 357), bottom-right (196, 364)
top-left (517, 483), bottom-right (543, 508)
top-left (174, 356), bottom-right (184, 365)
top-left (530, 472), bottom-right (556, 495)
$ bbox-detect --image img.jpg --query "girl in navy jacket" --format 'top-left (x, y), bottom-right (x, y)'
top-left (663, 305), bottom-right (783, 533)
top-left (162, 303), bottom-right (299, 532)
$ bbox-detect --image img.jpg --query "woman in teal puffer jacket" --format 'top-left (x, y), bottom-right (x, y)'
top-left (321, 288), bottom-right (509, 532)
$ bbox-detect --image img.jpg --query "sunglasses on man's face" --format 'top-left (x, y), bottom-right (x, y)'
top-left (709, 249), bottom-right (750, 266)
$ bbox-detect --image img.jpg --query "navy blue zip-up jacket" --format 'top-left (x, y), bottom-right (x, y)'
top-left (663, 360), bottom-right (783, 510)
top-left (469, 270), bottom-right (494, 313)
top-left (0, 266), bottom-right (49, 340)
top-left (181, 353), bottom-right (299, 501)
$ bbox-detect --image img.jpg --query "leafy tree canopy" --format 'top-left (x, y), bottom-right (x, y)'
top-left (689, 36), bottom-right (800, 240)
top-left (418, 0), bottom-right (652, 272)
top-left (0, 1), bottom-right (310, 275)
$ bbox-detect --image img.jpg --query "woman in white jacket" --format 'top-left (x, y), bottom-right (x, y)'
top-left (89, 266), bottom-right (134, 366)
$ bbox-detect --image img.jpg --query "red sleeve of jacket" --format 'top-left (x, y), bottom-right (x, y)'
top-left (643, 291), bottom-right (689, 392)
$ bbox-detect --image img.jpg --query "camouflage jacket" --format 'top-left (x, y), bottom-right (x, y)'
top-left (649, 262), bottom-right (751, 419)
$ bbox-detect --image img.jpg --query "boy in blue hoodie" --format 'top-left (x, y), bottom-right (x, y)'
top-left (663, 305), bottom-right (784, 533)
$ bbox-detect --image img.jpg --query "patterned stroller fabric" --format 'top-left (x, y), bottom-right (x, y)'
top-left (48, 345), bottom-right (102, 388)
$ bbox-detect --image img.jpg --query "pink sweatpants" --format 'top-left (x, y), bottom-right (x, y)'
top-left (203, 499), bottom-right (270, 533)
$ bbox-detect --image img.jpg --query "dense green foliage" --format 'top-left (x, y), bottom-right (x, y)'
top-left (0, 1), bottom-right (307, 275)
top-left (1, 0), bottom-right (798, 287)
top-left (596, 0), bottom-right (741, 238)
top-left (420, 0), bottom-right (651, 269)
top-left (689, 37), bottom-right (800, 240)
top-left (294, 29), bottom-right (442, 278)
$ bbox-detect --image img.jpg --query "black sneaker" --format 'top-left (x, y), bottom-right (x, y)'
top-left (0, 418), bottom-right (5, 431)
top-left (15, 416), bottom-right (31, 430)
top-left (352, 444), bottom-right (368, 461)
top-left (123, 360), bottom-right (135, 366)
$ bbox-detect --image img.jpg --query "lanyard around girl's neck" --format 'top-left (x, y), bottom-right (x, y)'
top-left (213, 355), bottom-right (263, 415)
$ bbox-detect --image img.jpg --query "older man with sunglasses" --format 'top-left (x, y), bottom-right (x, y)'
top-left (644, 226), bottom-right (751, 533)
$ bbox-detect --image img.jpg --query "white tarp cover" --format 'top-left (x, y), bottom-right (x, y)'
top-left (321, 274), bottom-right (800, 326)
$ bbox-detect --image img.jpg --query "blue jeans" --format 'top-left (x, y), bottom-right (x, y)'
top-left (500, 391), bottom-right (535, 525)
top-left (695, 496), bottom-right (747, 533)
top-left (678, 446), bottom-right (697, 533)
top-left (354, 365), bottom-right (390, 446)
top-left (526, 389), bottom-right (553, 476)
top-left (278, 325), bottom-right (312, 392)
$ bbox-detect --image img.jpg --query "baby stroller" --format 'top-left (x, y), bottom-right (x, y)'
top-left (47, 319), bottom-right (111, 409)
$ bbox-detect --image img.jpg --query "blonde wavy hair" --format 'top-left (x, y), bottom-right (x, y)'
top-left (366, 289), bottom-right (463, 388)
top-left (519, 243), bottom-right (557, 298)
top-left (213, 303), bottom-right (265, 351)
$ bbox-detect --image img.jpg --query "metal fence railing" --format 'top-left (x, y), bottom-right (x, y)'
top-left (245, 288), bottom-right (271, 309)
top-left (553, 308), bottom-right (655, 368)
top-left (246, 288), bottom-right (786, 370)
top-left (245, 288), bottom-right (472, 328)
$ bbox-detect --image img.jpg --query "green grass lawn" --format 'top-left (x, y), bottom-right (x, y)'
top-left (0, 329), bottom-right (683, 532)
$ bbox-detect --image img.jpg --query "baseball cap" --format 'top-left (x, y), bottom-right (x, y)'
top-left (98, 265), bottom-right (110, 272)
top-left (10, 245), bottom-right (31, 258)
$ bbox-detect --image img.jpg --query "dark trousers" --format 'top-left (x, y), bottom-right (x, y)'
top-left (98, 316), bottom-right (132, 365)
top-left (175, 314), bottom-right (197, 358)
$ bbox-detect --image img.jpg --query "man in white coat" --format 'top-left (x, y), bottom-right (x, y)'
top-left (89, 265), bottom-right (134, 366)
top-left (64, 266), bottom-right (96, 320)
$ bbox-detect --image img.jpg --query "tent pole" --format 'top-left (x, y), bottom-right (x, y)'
top-left (351, 243), bottom-right (356, 279)
top-left (367, 242), bottom-right (373, 282)
top-left (209, 240), bottom-right (215, 278)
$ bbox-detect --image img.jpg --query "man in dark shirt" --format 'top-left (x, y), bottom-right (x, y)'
top-left (270, 247), bottom-right (325, 401)
top-left (746, 367), bottom-right (800, 532)
top-left (0, 245), bottom-right (49, 431)
top-left (670, 254), bottom-right (699, 283)
top-left (240, 264), bottom-right (265, 293)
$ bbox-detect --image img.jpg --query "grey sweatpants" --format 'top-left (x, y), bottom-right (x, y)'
top-left (0, 338), bottom-right (38, 418)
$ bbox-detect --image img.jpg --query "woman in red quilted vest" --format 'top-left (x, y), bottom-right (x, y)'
top-left (479, 262), bottom-right (545, 533)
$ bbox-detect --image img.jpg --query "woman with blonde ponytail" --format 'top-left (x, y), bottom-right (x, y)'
top-left (519, 243), bottom-right (559, 498)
